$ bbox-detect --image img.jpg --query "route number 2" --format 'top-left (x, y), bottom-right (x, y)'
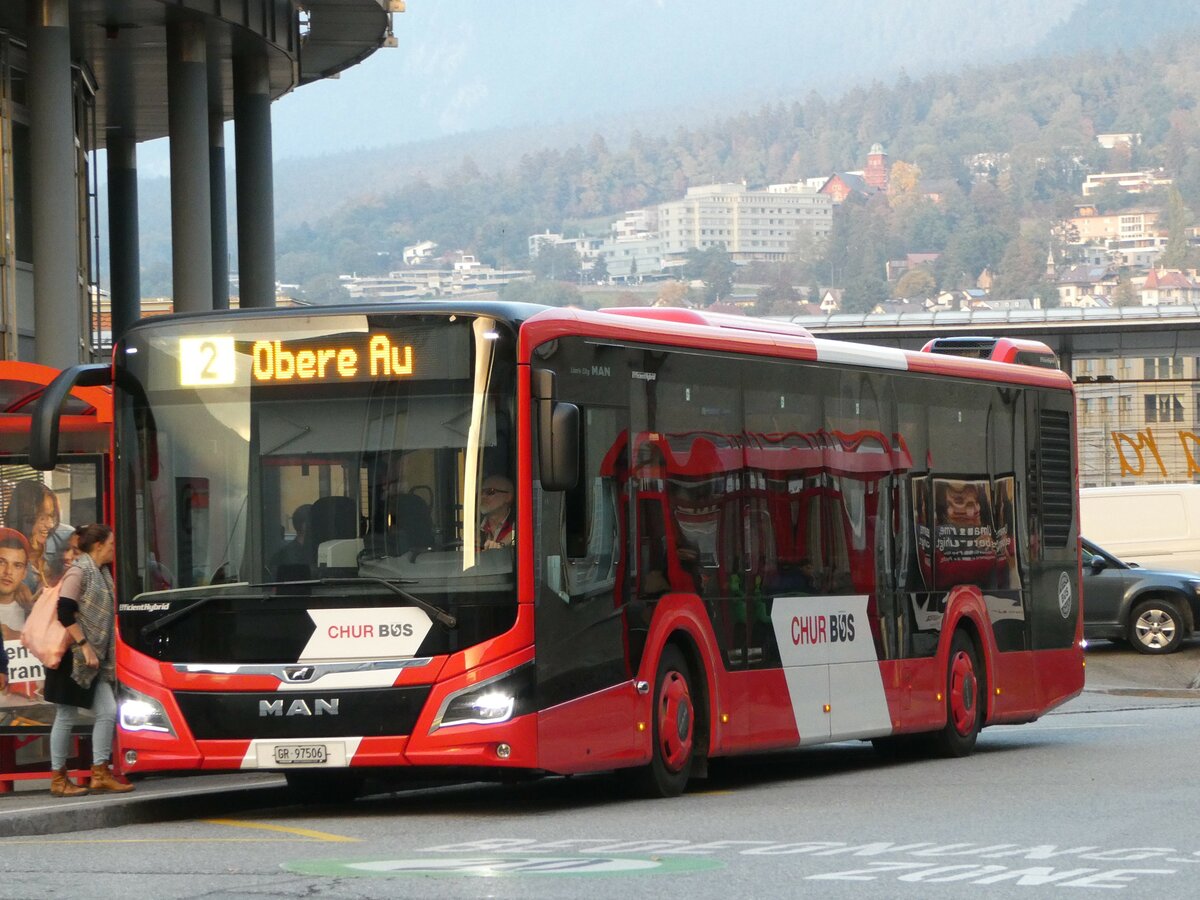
top-left (179, 337), bottom-right (236, 386)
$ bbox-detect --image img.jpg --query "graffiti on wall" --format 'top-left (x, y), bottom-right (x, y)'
top-left (1111, 428), bottom-right (1200, 478)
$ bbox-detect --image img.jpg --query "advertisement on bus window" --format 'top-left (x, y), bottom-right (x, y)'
top-left (913, 474), bottom-right (1022, 592)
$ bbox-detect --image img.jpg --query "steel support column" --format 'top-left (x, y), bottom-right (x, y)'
top-left (107, 131), bottom-right (140, 345)
top-left (28, 0), bottom-right (80, 364)
top-left (234, 49), bottom-right (276, 308)
top-left (210, 109), bottom-right (229, 310)
top-left (167, 18), bottom-right (213, 313)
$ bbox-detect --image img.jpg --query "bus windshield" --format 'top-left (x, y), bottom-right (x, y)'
top-left (113, 312), bottom-right (518, 664)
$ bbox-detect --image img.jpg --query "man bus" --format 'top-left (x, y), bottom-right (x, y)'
top-left (33, 303), bottom-right (1083, 798)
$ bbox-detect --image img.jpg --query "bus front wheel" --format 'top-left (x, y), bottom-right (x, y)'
top-left (934, 630), bottom-right (983, 758)
top-left (636, 644), bottom-right (695, 798)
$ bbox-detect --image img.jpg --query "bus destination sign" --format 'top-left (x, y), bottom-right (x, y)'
top-left (179, 334), bottom-right (418, 387)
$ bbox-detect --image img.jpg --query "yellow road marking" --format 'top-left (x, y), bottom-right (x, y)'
top-left (204, 817), bottom-right (360, 842)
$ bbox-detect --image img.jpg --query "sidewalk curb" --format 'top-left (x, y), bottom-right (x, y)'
top-left (1085, 686), bottom-right (1200, 700)
top-left (0, 780), bottom-right (290, 839)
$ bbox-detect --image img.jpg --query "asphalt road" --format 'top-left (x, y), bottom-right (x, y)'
top-left (0, 641), bottom-right (1198, 899)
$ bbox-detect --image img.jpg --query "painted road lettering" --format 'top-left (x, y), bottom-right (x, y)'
top-left (414, 838), bottom-right (1186, 888)
top-left (284, 855), bottom-right (722, 878)
top-left (809, 863), bottom-right (1175, 887)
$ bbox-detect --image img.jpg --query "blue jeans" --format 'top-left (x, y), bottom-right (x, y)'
top-left (50, 679), bottom-right (116, 770)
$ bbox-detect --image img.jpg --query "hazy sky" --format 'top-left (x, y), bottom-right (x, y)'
top-left (136, 0), bottom-right (1083, 176)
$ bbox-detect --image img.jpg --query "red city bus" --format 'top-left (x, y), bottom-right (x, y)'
top-left (33, 304), bottom-right (1083, 798)
top-left (0, 362), bottom-right (111, 789)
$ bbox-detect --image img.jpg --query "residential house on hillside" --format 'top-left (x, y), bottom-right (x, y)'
top-left (1137, 269), bottom-right (1200, 306)
top-left (933, 289), bottom-right (990, 310)
top-left (819, 172), bottom-right (871, 204)
top-left (1096, 133), bottom-right (1141, 150)
top-left (885, 252), bottom-right (940, 282)
top-left (1055, 264), bottom-right (1118, 307)
top-left (403, 240), bottom-right (437, 266)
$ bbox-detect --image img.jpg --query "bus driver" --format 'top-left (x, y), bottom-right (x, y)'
top-left (479, 475), bottom-right (514, 550)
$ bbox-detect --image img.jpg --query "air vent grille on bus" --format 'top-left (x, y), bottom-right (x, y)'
top-left (924, 337), bottom-right (995, 359)
top-left (1038, 409), bottom-right (1073, 547)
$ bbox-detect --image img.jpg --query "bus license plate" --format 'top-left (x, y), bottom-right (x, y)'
top-left (273, 744), bottom-right (329, 765)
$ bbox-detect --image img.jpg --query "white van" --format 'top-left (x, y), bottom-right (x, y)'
top-left (1080, 484), bottom-right (1200, 573)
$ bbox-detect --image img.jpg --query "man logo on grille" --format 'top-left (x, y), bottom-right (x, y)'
top-left (259, 698), bottom-right (339, 717)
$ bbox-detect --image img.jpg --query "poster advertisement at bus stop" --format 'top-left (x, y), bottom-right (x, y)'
top-left (0, 470), bottom-right (102, 735)
top-left (1, 638), bottom-right (55, 729)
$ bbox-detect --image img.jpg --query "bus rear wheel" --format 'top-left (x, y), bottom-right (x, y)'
top-left (636, 645), bottom-right (696, 798)
top-left (934, 630), bottom-right (983, 758)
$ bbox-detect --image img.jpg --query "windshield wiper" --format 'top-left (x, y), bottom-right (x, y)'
top-left (318, 576), bottom-right (457, 629)
top-left (139, 593), bottom-right (228, 638)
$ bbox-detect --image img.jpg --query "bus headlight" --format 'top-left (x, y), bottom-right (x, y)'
top-left (432, 662), bottom-right (533, 731)
top-left (119, 687), bottom-right (176, 735)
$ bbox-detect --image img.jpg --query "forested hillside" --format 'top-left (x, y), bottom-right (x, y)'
top-left (272, 29), bottom-right (1200, 305)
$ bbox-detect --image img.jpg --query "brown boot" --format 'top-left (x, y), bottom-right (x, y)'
top-left (89, 763), bottom-right (134, 793)
top-left (49, 768), bottom-right (89, 798)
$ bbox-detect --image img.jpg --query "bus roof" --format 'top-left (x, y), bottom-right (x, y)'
top-left (521, 306), bottom-right (1074, 391)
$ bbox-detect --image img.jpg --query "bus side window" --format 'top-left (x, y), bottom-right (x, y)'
top-left (561, 406), bottom-right (623, 601)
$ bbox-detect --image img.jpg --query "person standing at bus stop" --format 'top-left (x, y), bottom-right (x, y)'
top-left (44, 523), bottom-right (133, 797)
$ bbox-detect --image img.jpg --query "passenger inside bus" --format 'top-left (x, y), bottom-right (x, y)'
top-left (367, 454), bottom-right (435, 557)
top-left (270, 503), bottom-right (311, 579)
top-left (307, 495), bottom-right (358, 568)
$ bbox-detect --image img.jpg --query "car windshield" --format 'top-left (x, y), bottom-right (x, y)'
top-left (113, 311), bottom-right (518, 663)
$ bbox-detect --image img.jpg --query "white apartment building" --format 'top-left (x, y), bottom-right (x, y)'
top-left (1062, 208), bottom-right (1166, 268)
top-left (1081, 170), bottom-right (1173, 197)
top-left (597, 233), bottom-right (665, 280)
top-left (342, 256), bottom-right (532, 301)
top-left (656, 182), bottom-right (832, 262)
top-left (528, 230), bottom-right (605, 261)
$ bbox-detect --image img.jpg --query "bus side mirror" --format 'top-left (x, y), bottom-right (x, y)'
top-left (31, 363), bottom-right (112, 471)
top-left (533, 369), bottom-right (579, 491)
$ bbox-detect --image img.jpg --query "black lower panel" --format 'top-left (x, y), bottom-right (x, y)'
top-left (174, 686), bottom-right (432, 740)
